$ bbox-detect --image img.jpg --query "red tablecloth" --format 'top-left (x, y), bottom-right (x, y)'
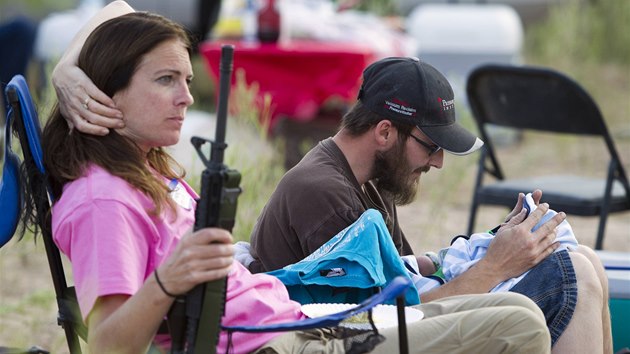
top-left (199, 40), bottom-right (377, 128)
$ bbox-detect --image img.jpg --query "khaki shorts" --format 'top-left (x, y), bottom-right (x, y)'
top-left (255, 292), bottom-right (551, 354)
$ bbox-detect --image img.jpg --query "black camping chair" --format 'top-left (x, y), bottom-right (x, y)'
top-left (1, 75), bottom-right (412, 353)
top-left (466, 64), bottom-right (630, 250)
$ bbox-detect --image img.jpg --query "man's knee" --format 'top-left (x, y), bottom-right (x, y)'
top-left (502, 305), bottom-right (551, 351)
top-left (489, 292), bottom-right (545, 319)
top-left (470, 305), bottom-right (550, 353)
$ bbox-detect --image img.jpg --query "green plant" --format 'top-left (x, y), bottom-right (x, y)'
top-left (189, 55), bottom-right (217, 112)
top-left (229, 68), bottom-right (274, 140)
top-left (0, 0), bottom-right (75, 21)
top-left (352, 0), bottom-right (397, 16)
top-left (524, 0), bottom-right (630, 135)
top-left (526, 0), bottom-right (630, 67)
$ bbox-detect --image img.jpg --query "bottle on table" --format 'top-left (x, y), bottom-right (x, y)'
top-left (257, 0), bottom-right (280, 43)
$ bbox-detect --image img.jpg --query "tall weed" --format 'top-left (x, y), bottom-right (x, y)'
top-left (526, 0), bottom-right (630, 66)
top-left (221, 70), bottom-right (285, 241)
top-left (524, 0), bottom-right (630, 132)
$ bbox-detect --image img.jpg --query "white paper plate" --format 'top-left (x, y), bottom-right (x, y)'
top-left (301, 303), bottom-right (424, 330)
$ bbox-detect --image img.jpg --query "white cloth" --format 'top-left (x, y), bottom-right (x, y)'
top-left (234, 241), bottom-right (255, 268)
top-left (412, 193), bottom-right (578, 293)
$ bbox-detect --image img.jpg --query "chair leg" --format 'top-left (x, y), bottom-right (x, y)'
top-left (596, 162), bottom-right (617, 250)
top-left (396, 296), bottom-right (408, 354)
top-left (594, 215), bottom-right (609, 250)
top-left (62, 325), bottom-right (81, 354)
top-left (468, 153), bottom-right (486, 236)
top-left (467, 201), bottom-right (479, 236)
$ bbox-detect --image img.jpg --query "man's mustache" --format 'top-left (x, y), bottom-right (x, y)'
top-left (413, 166), bottom-right (431, 174)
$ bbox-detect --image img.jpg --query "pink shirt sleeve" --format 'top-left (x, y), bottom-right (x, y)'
top-left (55, 198), bottom-right (156, 320)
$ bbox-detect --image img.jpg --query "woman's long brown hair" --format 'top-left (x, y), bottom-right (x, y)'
top-left (44, 12), bottom-right (193, 216)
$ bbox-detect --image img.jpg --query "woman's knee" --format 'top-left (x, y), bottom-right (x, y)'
top-left (573, 245), bottom-right (609, 294)
top-left (569, 252), bottom-right (604, 303)
top-left (574, 245), bottom-right (603, 269)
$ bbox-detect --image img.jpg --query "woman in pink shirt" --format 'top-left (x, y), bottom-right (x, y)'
top-left (39, 1), bottom-right (554, 353)
top-left (43, 5), bottom-right (303, 353)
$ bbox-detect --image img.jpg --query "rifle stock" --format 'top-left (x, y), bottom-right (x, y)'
top-left (170, 44), bottom-right (241, 354)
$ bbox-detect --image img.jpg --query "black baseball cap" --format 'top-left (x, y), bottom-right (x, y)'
top-left (358, 57), bottom-right (483, 155)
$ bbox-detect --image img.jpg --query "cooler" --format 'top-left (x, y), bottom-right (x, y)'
top-left (405, 3), bottom-right (524, 97)
top-left (597, 250), bottom-right (630, 352)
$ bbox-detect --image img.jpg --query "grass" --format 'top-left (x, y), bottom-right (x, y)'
top-left (184, 60), bottom-right (285, 241)
top-left (523, 0), bottom-right (630, 134)
top-left (1, 0), bottom-right (629, 351)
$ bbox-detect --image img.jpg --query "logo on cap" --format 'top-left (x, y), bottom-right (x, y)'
top-left (438, 97), bottom-right (454, 112)
top-left (384, 98), bottom-right (417, 117)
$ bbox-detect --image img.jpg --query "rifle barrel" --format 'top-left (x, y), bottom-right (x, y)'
top-left (212, 45), bottom-right (234, 163)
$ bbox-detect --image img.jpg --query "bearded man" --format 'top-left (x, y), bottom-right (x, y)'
top-left (247, 57), bottom-right (486, 274)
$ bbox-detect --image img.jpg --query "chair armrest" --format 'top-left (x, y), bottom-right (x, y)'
top-left (222, 276), bottom-right (411, 333)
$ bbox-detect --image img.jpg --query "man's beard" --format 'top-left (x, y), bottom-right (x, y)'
top-left (372, 140), bottom-right (423, 206)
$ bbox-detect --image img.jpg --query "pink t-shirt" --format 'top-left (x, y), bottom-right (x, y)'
top-left (53, 165), bottom-right (304, 353)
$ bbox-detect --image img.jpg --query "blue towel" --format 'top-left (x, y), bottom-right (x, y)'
top-left (268, 209), bottom-right (420, 305)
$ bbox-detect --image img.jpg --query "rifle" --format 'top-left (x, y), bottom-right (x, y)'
top-left (169, 44), bottom-right (241, 354)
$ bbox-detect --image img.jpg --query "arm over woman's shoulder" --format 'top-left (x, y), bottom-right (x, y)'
top-left (51, 0), bottom-right (131, 135)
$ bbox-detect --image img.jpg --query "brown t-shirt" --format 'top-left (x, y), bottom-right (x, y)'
top-left (248, 138), bottom-right (414, 273)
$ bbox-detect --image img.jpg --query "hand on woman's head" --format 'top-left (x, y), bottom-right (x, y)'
top-left (52, 60), bottom-right (125, 136)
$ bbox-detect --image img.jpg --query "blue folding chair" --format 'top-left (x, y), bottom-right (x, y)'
top-left (1, 75), bottom-right (412, 354)
top-left (2, 75), bottom-right (86, 353)
top-left (0, 92), bottom-right (21, 247)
